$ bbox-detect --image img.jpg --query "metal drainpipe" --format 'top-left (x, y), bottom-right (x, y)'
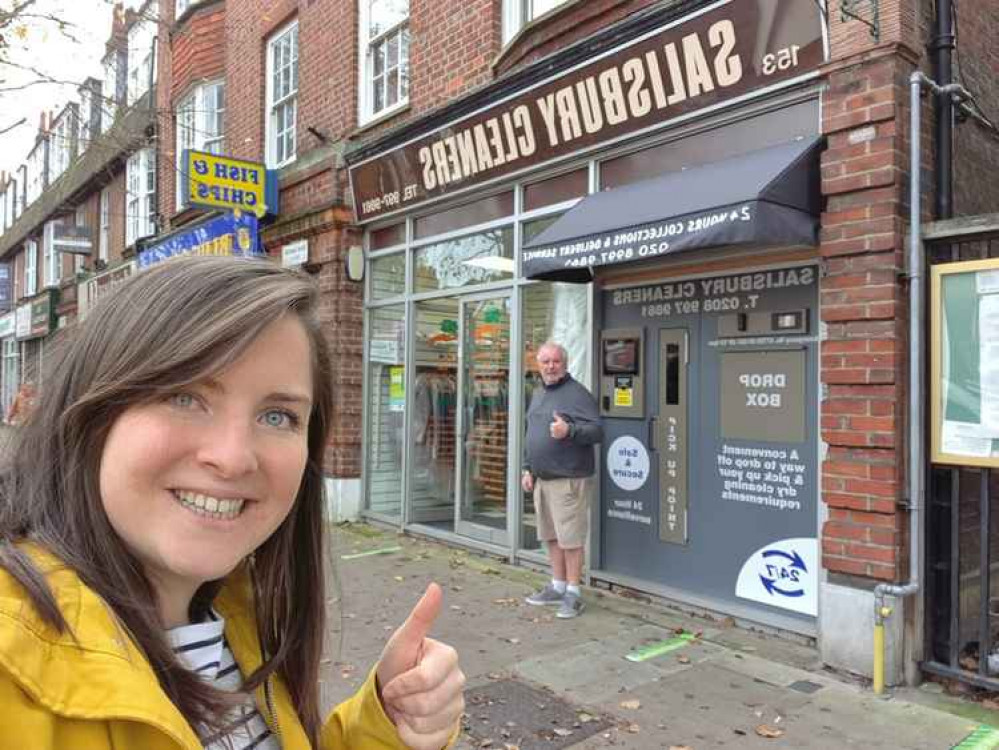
top-left (933, 0), bottom-right (955, 220)
top-left (872, 73), bottom-right (974, 694)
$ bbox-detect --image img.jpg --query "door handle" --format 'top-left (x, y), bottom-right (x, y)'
top-left (648, 416), bottom-right (658, 452)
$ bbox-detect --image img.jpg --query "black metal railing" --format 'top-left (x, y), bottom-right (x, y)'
top-left (924, 232), bottom-right (999, 690)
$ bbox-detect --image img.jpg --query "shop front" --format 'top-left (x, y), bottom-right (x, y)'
top-left (348, 0), bottom-right (828, 631)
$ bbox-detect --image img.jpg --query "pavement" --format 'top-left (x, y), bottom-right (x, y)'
top-left (319, 522), bottom-right (999, 750)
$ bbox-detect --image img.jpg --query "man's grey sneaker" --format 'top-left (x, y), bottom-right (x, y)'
top-left (556, 591), bottom-right (585, 619)
top-left (526, 583), bottom-right (565, 606)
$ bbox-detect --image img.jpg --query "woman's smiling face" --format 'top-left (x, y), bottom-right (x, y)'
top-left (98, 315), bottom-right (314, 624)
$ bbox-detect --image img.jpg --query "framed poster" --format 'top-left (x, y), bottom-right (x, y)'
top-left (931, 258), bottom-right (999, 466)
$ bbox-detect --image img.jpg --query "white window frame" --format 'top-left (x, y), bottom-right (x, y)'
top-left (176, 0), bottom-right (198, 17)
top-left (358, 0), bottom-right (409, 124)
top-left (24, 240), bottom-right (37, 298)
top-left (127, 17), bottom-right (157, 106)
top-left (502, 0), bottom-right (571, 44)
top-left (99, 187), bottom-right (110, 263)
top-left (25, 143), bottom-right (46, 207)
top-left (73, 206), bottom-right (86, 273)
top-left (265, 20), bottom-right (298, 169)
top-left (42, 220), bottom-right (61, 287)
top-left (176, 80), bottom-right (225, 207)
top-left (126, 148), bottom-right (156, 247)
top-left (78, 85), bottom-right (95, 153)
top-left (101, 53), bottom-right (118, 133)
top-left (49, 109), bottom-right (74, 185)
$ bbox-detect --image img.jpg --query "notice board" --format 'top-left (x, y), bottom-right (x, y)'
top-left (931, 258), bottom-right (999, 466)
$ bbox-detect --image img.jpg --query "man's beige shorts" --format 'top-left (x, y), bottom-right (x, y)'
top-left (533, 477), bottom-right (593, 549)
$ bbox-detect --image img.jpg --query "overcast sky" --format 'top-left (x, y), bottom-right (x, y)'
top-left (0, 0), bottom-right (144, 178)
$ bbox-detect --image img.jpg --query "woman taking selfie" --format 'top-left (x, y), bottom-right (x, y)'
top-left (0, 256), bottom-right (464, 749)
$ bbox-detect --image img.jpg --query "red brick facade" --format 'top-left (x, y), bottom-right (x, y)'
top-left (145, 0), bottom-right (999, 591)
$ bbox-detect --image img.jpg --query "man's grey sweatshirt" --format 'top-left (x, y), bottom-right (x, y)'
top-left (524, 375), bottom-right (603, 479)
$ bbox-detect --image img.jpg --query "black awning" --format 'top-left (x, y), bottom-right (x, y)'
top-left (522, 137), bottom-right (822, 282)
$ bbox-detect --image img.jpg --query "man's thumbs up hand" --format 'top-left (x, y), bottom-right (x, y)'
top-left (377, 583), bottom-right (465, 749)
top-left (549, 411), bottom-right (570, 440)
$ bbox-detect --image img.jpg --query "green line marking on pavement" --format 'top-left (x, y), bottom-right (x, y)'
top-left (953, 725), bottom-right (999, 750)
top-left (340, 546), bottom-right (403, 560)
top-left (625, 632), bottom-right (696, 662)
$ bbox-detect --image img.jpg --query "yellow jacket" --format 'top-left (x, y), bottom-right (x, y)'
top-left (0, 545), bottom-right (410, 749)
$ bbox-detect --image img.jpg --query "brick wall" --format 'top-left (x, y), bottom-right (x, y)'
top-left (172, 3), bottom-right (226, 101)
top-left (818, 0), bottom-right (932, 583)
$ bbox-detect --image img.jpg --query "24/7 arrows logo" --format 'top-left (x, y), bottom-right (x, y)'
top-left (759, 549), bottom-right (807, 597)
top-left (736, 538), bottom-right (817, 616)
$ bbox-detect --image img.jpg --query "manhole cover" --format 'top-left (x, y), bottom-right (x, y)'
top-left (788, 679), bottom-right (824, 694)
top-left (463, 679), bottom-right (612, 749)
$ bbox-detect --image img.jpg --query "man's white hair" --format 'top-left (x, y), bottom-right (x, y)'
top-left (538, 341), bottom-right (568, 361)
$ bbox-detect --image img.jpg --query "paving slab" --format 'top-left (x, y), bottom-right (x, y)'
top-left (320, 523), bottom-right (997, 750)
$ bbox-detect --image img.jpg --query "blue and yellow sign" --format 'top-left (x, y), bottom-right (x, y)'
top-left (138, 212), bottom-right (263, 270)
top-left (183, 150), bottom-right (279, 216)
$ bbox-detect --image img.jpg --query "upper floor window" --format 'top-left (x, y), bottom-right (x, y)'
top-left (23, 240), bottom-right (37, 298)
top-left (126, 147), bottom-right (156, 247)
top-left (0, 185), bottom-right (6, 233)
top-left (502, 0), bottom-right (572, 44)
top-left (176, 0), bottom-right (203, 17)
top-left (49, 107), bottom-right (76, 185)
top-left (101, 53), bottom-right (119, 132)
top-left (78, 80), bottom-right (101, 152)
top-left (127, 16), bottom-right (157, 106)
top-left (42, 220), bottom-right (60, 288)
top-left (359, 0), bottom-right (409, 123)
top-left (25, 142), bottom-right (46, 207)
top-left (265, 20), bottom-right (298, 168)
top-left (15, 167), bottom-right (26, 217)
top-left (176, 80), bottom-right (225, 207)
top-left (99, 187), bottom-right (111, 263)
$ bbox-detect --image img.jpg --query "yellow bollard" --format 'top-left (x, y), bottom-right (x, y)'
top-left (873, 620), bottom-right (885, 694)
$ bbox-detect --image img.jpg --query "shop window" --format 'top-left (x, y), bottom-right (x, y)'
top-left (24, 240), bottom-right (37, 298)
top-left (359, 0), bottom-right (409, 123)
top-left (2, 338), bottom-right (19, 419)
top-left (409, 297), bottom-right (459, 525)
top-left (414, 192), bottom-right (514, 240)
top-left (176, 80), bottom-right (226, 207)
top-left (519, 282), bottom-right (589, 551)
top-left (521, 212), bottom-right (562, 247)
top-left (502, 0), bottom-right (572, 44)
top-left (523, 168), bottom-right (586, 212)
top-left (127, 14), bottom-right (157, 106)
top-left (266, 20), bottom-right (298, 168)
top-left (414, 227), bottom-right (514, 293)
top-left (370, 253), bottom-right (406, 301)
top-left (370, 222), bottom-right (405, 251)
top-left (126, 148), bottom-right (156, 247)
top-left (366, 304), bottom-right (406, 519)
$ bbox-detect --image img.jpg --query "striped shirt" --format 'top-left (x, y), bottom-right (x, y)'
top-left (167, 612), bottom-right (281, 750)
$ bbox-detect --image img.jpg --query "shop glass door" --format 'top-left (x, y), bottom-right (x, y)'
top-left (456, 294), bottom-right (511, 545)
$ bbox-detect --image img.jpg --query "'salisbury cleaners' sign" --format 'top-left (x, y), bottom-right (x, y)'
top-left (348, 0), bottom-right (825, 221)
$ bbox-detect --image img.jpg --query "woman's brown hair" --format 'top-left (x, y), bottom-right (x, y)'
top-left (0, 255), bottom-right (333, 745)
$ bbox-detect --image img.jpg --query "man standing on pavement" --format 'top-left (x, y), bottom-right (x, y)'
top-left (522, 341), bottom-right (603, 619)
